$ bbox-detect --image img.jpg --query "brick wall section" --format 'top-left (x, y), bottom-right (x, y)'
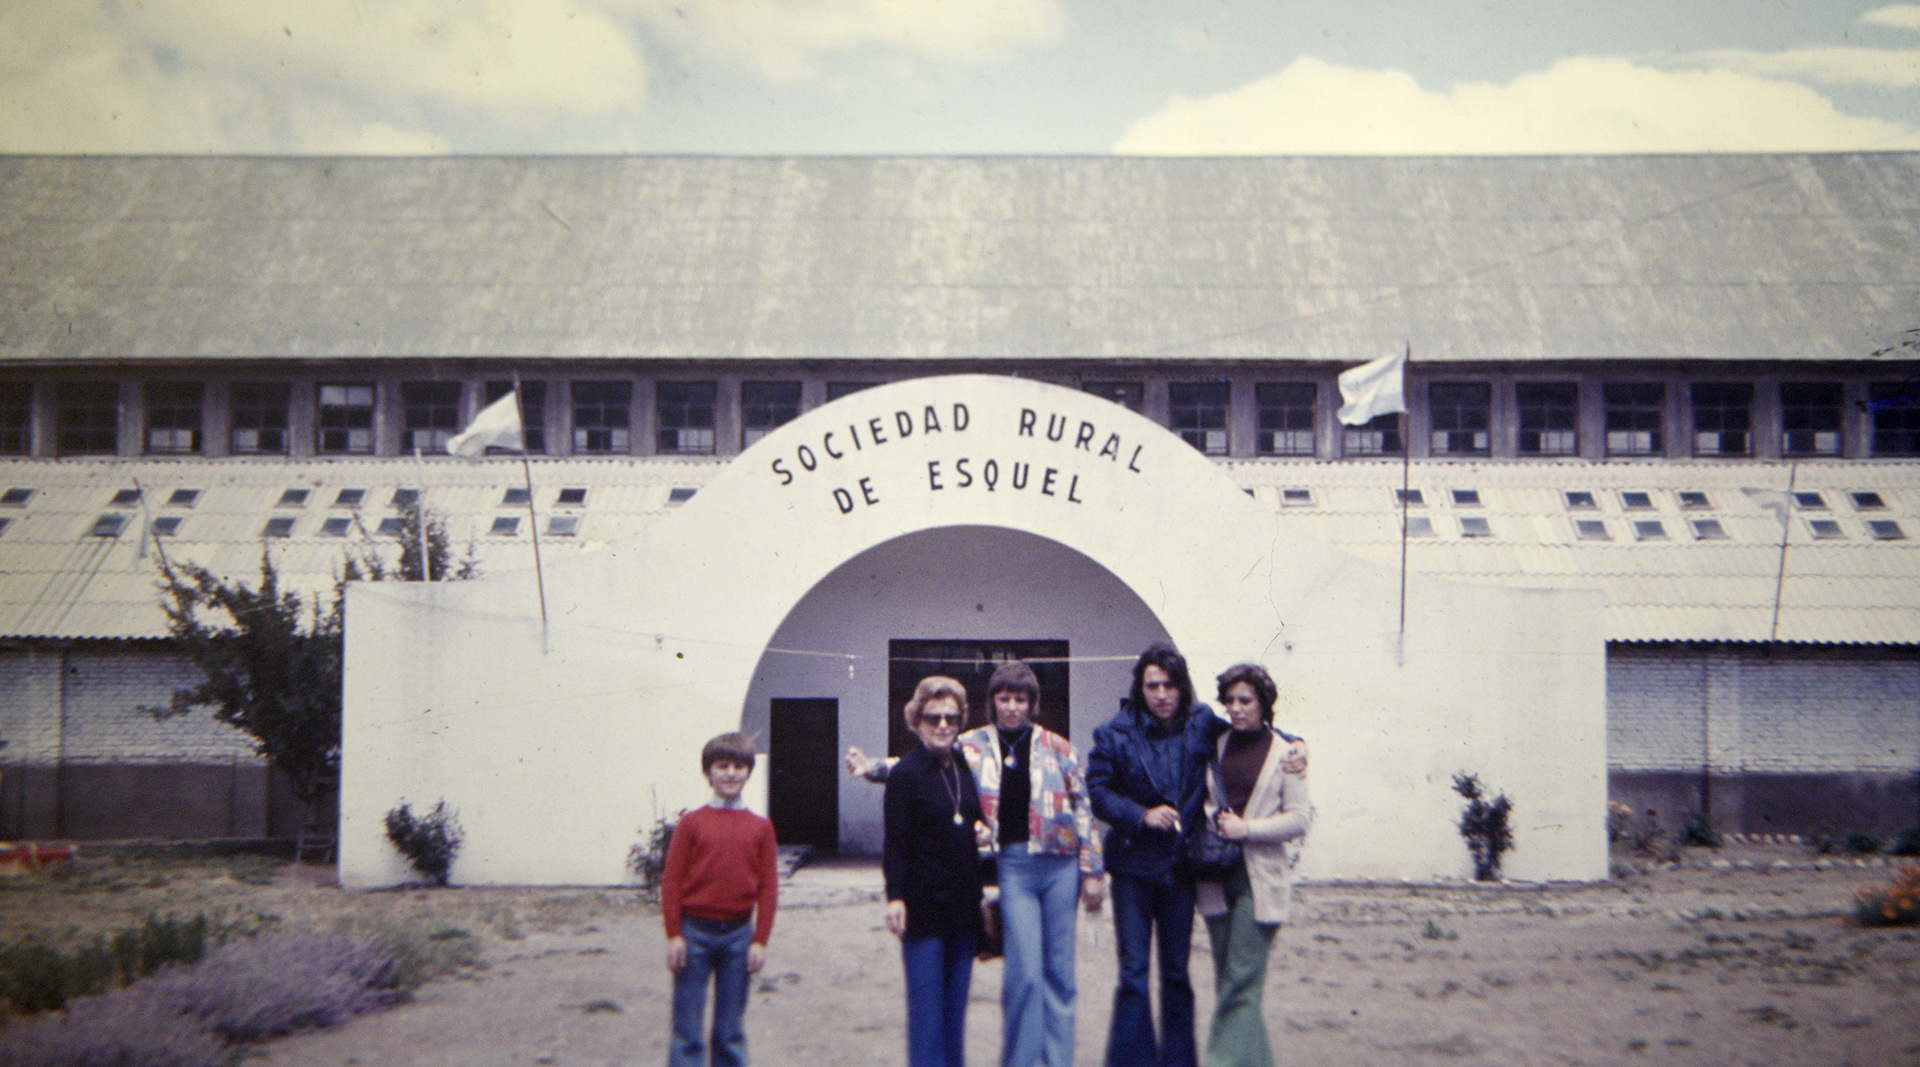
top-left (1609, 645), bottom-right (1920, 775)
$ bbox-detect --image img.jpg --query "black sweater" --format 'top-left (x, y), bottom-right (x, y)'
top-left (883, 744), bottom-right (985, 940)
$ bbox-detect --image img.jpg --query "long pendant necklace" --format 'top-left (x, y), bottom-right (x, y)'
top-left (936, 755), bottom-right (965, 826)
top-left (1002, 727), bottom-right (1031, 769)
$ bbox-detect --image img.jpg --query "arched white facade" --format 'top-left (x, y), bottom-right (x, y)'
top-left (341, 375), bottom-right (1607, 887)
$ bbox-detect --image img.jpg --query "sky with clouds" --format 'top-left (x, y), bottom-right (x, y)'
top-left (3, 0), bottom-right (1918, 155)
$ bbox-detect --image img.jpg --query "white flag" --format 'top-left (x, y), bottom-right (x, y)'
top-left (446, 391), bottom-right (523, 459)
top-left (1336, 348), bottom-right (1408, 426)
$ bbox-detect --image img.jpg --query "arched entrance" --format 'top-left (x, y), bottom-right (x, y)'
top-left (341, 374), bottom-right (1608, 887)
top-left (743, 525), bottom-right (1170, 855)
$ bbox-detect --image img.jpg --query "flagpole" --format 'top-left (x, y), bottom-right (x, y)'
top-left (513, 372), bottom-right (551, 651)
top-left (1398, 343), bottom-right (1412, 642)
top-left (1768, 463), bottom-right (1798, 647)
top-left (411, 446), bottom-right (433, 581)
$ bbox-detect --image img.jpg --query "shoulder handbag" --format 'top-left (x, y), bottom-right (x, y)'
top-left (1181, 815), bottom-right (1242, 881)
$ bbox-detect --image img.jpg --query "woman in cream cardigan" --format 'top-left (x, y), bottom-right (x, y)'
top-left (1194, 663), bottom-right (1311, 1067)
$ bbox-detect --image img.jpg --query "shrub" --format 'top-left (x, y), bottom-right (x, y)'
top-left (1846, 830), bottom-right (1882, 855)
top-left (627, 816), bottom-right (677, 901)
top-left (1850, 865), bottom-right (1920, 928)
top-left (1452, 773), bottom-right (1514, 882)
top-left (1890, 827), bottom-right (1920, 857)
top-left (0, 915), bottom-right (215, 1014)
top-left (1623, 808), bottom-right (1673, 860)
top-left (384, 801), bottom-right (464, 886)
top-left (1606, 801), bottom-right (1633, 844)
top-left (1680, 809), bottom-right (1723, 848)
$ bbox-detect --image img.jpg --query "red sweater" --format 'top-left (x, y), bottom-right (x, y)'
top-left (661, 805), bottom-right (779, 945)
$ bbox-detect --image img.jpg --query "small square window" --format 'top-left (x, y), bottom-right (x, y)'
top-left (1564, 491), bottom-right (1597, 510)
top-left (556, 488), bottom-right (587, 506)
top-left (89, 513), bottom-right (127, 537)
top-left (1459, 516), bottom-right (1492, 538)
top-left (490, 516), bottom-right (521, 536)
top-left (319, 517), bottom-right (353, 537)
top-left (1792, 492), bottom-right (1826, 510)
top-left (151, 516), bottom-right (182, 537)
top-left (1677, 491), bottom-right (1711, 510)
top-left (1404, 515), bottom-right (1435, 537)
top-left (1868, 519), bottom-right (1906, 540)
top-left (1621, 491), bottom-right (1654, 510)
top-left (1575, 519), bottom-right (1612, 541)
top-left (503, 488), bottom-right (529, 506)
top-left (334, 489), bottom-right (365, 507)
top-left (1633, 520), bottom-right (1669, 541)
top-left (1691, 519), bottom-right (1729, 540)
top-left (376, 517), bottom-right (407, 536)
top-left (277, 489), bottom-right (310, 507)
top-left (1808, 519), bottom-right (1846, 540)
top-left (0, 517), bottom-right (9, 536)
top-left (668, 487), bottom-right (697, 505)
top-left (110, 489), bottom-right (141, 507)
top-left (392, 489), bottom-right (420, 508)
top-left (1243, 488), bottom-right (1256, 498)
top-left (164, 489), bottom-right (199, 507)
top-left (2, 488), bottom-right (33, 506)
top-left (548, 515), bottom-right (580, 536)
top-left (1395, 489), bottom-right (1425, 506)
top-left (1451, 489), bottom-right (1481, 507)
top-left (1281, 488), bottom-right (1313, 506)
top-left (1851, 491), bottom-right (1887, 510)
top-left (262, 517), bottom-right (295, 538)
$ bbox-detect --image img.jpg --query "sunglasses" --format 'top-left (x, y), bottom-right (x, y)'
top-left (921, 712), bottom-right (965, 727)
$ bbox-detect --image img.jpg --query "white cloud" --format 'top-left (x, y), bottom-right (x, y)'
top-left (0, 0), bottom-right (645, 153)
top-left (621, 0), bottom-right (1067, 83)
top-left (1692, 46), bottom-right (1920, 88)
top-left (1113, 55), bottom-right (1920, 155)
top-left (1861, 5), bottom-right (1920, 30)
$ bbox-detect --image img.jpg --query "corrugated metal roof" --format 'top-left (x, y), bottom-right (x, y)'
top-left (1227, 458), bottom-right (1920, 645)
top-left (2, 155), bottom-right (1915, 364)
top-left (2, 455), bottom-right (1914, 645)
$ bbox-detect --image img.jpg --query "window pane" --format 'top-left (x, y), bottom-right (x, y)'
top-left (571, 381), bottom-right (632, 454)
top-left (1254, 382), bottom-right (1315, 456)
top-left (1345, 413), bottom-right (1402, 457)
top-left (0, 382), bottom-right (30, 455)
top-left (1690, 382), bottom-right (1753, 456)
top-left (57, 381), bottom-right (119, 455)
top-left (1084, 381), bottom-right (1144, 413)
top-left (1517, 382), bottom-right (1578, 456)
top-left (231, 382), bottom-right (290, 454)
top-left (657, 381), bottom-right (717, 454)
top-left (1869, 382), bottom-right (1920, 456)
top-left (1604, 382), bottom-right (1664, 456)
top-left (1780, 381), bottom-right (1843, 456)
top-left (402, 381), bottom-right (463, 454)
top-left (1168, 381), bottom-right (1229, 455)
top-left (144, 382), bottom-right (203, 454)
top-left (1429, 382), bottom-right (1491, 456)
top-left (741, 380), bottom-right (801, 448)
top-left (317, 382), bottom-right (375, 454)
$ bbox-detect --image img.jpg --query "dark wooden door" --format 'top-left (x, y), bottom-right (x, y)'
top-left (886, 640), bottom-right (1070, 758)
top-left (768, 698), bottom-right (839, 851)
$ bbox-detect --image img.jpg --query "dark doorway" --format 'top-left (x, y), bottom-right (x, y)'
top-left (886, 640), bottom-right (1069, 758)
top-left (768, 698), bottom-right (839, 851)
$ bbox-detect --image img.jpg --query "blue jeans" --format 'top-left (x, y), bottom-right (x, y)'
top-left (669, 916), bottom-right (753, 1067)
top-left (903, 930), bottom-right (978, 1067)
top-left (998, 844), bottom-right (1081, 1067)
top-left (1104, 872), bottom-right (1197, 1067)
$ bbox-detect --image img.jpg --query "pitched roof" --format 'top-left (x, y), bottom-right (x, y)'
top-left (2, 154), bottom-right (1916, 365)
top-left (3, 455), bottom-right (1914, 645)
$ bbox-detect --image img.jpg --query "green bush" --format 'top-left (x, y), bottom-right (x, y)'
top-left (1889, 827), bottom-right (1920, 857)
top-left (1847, 830), bottom-right (1883, 855)
top-left (1680, 809), bottom-right (1722, 848)
top-left (384, 801), bottom-right (464, 886)
top-left (0, 914), bottom-right (216, 1014)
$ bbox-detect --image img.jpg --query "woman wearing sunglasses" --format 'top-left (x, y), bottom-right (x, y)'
top-left (884, 675), bottom-right (991, 1067)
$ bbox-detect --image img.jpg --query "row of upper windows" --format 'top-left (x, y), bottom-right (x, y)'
top-left (1, 377), bottom-right (1916, 459)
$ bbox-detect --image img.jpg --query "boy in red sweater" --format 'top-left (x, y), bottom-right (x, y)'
top-left (662, 732), bottom-right (779, 1067)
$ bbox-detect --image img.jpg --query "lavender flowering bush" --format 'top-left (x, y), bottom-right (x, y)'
top-left (0, 933), bottom-right (407, 1067)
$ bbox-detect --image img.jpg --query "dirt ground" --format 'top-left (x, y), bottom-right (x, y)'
top-left (7, 844), bottom-right (1919, 1067)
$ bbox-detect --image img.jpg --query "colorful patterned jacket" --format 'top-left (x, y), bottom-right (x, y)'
top-left (956, 725), bottom-right (1104, 877)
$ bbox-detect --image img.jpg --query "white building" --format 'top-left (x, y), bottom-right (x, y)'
top-left (0, 155), bottom-right (1914, 879)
